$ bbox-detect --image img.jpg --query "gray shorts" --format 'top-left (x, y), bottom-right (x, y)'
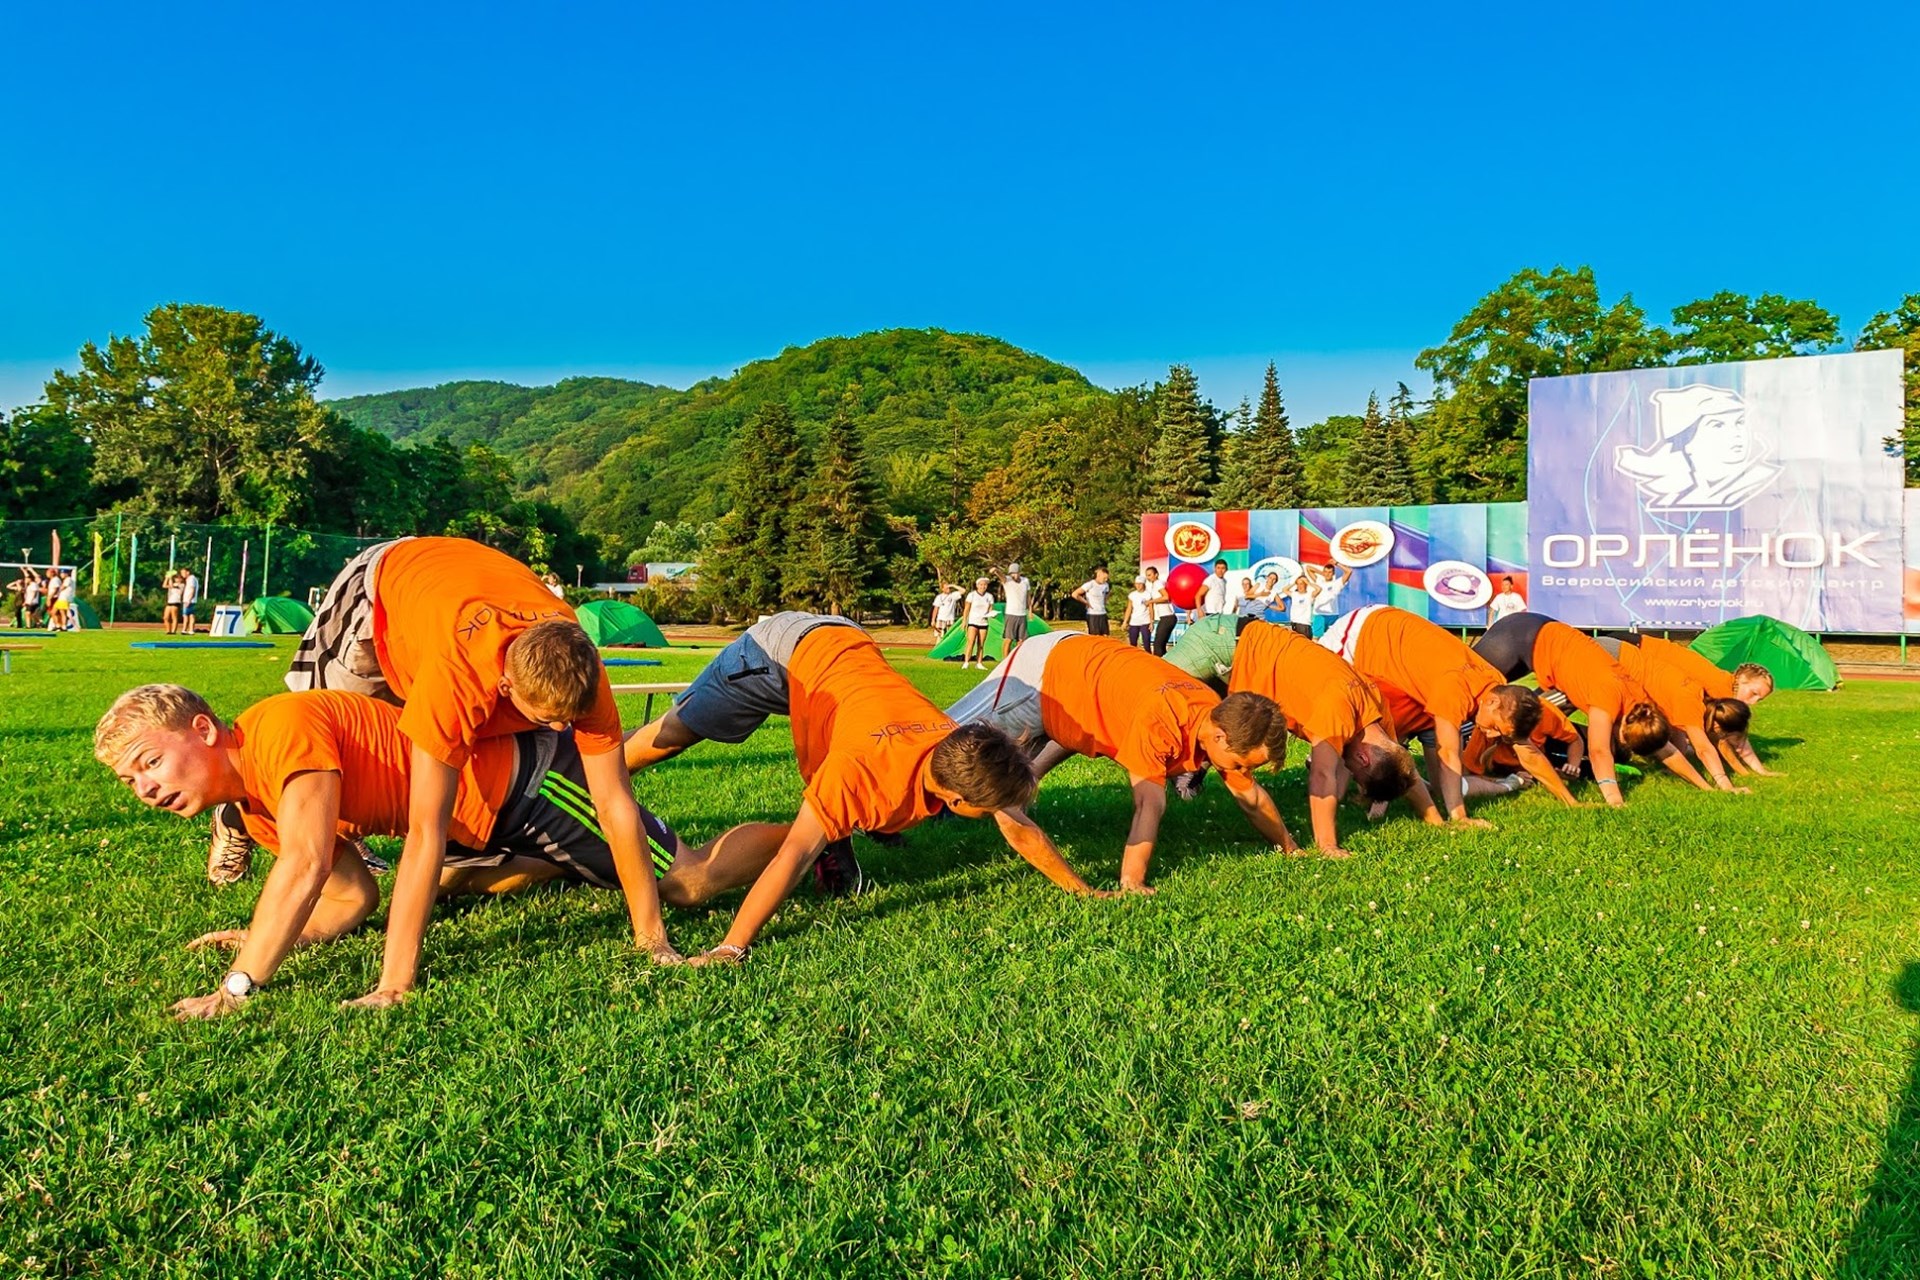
top-left (672, 611), bottom-right (858, 743)
top-left (945, 630), bottom-right (1078, 753)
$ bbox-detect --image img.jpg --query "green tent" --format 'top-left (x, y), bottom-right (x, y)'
top-left (928, 607), bottom-right (1053, 661)
top-left (1162, 614), bottom-right (1240, 681)
top-left (70, 598), bottom-right (101, 630)
top-left (577, 599), bottom-right (668, 648)
top-left (1689, 615), bottom-right (1838, 691)
top-left (245, 596), bottom-right (315, 635)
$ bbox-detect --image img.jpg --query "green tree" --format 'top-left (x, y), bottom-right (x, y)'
top-left (1415, 266), bottom-right (1664, 501)
top-left (1235, 362), bottom-right (1305, 509)
top-left (1664, 291), bottom-right (1840, 365)
top-left (1340, 392), bottom-right (1414, 505)
top-left (1855, 294), bottom-right (1920, 483)
top-left (0, 405), bottom-right (96, 519)
top-left (1382, 382), bottom-right (1423, 504)
top-left (47, 303), bottom-right (336, 523)
top-left (701, 404), bottom-right (811, 616)
top-left (1144, 364), bottom-right (1216, 513)
top-left (792, 396), bottom-right (889, 617)
top-left (1212, 398), bottom-right (1257, 509)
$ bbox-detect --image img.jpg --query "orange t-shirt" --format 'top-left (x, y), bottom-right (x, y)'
top-left (1040, 637), bottom-right (1218, 783)
top-left (1638, 635), bottom-right (1737, 700)
top-left (232, 691), bottom-right (513, 853)
top-left (1463, 698), bottom-right (1581, 774)
top-left (1531, 622), bottom-right (1646, 719)
top-left (1371, 678), bottom-right (1430, 740)
top-left (785, 627), bottom-right (952, 842)
top-left (1349, 608), bottom-right (1501, 728)
top-left (1616, 641), bottom-right (1707, 732)
top-left (372, 538), bottom-right (620, 769)
top-left (1228, 620), bottom-right (1383, 754)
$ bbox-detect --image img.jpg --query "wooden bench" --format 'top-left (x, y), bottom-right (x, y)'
top-left (0, 642), bottom-right (42, 674)
top-left (609, 681), bottom-right (692, 724)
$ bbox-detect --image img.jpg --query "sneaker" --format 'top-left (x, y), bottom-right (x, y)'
top-left (864, 829), bottom-right (906, 848)
top-left (814, 837), bottom-right (868, 898)
top-left (206, 803), bottom-right (256, 884)
top-left (349, 838), bottom-right (391, 873)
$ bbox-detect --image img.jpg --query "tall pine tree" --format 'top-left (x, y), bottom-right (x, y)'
top-left (1245, 362), bottom-right (1305, 508)
top-left (1379, 382), bottom-right (1420, 504)
top-left (1212, 397), bottom-right (1257, 509)
top-left (701, 403), bottom-right (810, 614)
top-left (1145, 364), bottom-right (1216, 513)
top-left (1340, 391), bottom-right (1416, 506)
top-left (793, 393), bottom-right (888, 617)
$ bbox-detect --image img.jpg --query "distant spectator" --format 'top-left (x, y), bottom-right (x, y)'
top-left (1310, 562), bottom-right (1353, 639)
top-left (50, 568), bottom-right (77, 632)
top-left (542, 571), bottom-right (566, 600)
top-left (180, 569), bottom-right (199, 635)
top-left (1234, 576), bottom-right (1266, 625)
top-left (1144, 565), bottom-right (1176, 655)
top-left (998, 562), bottom-right (1032, 648)
top-left (1195, 558), bottom-right (1231, 622)
top-left (163, 570), bottom-right (184, 634)
top-left (1071, 566), bottom-right (1112, 637)
top-left (962, 576), bottom-right (995, 669)
top-left (930, 581), bottom-right (963, 641)
top-left (21, 569), bottom-right (44, 629)
top-left (1489, 575), bottom-right (1527, 624)
top-left (1286, 572), bottom-right (1317, 637)
top-left (6, 567), bottom-right (32, 629)
top-left (1124, 576), bottom-right (1152, 650)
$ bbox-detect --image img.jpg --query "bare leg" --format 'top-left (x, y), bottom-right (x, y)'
top-left (622, 709), bottom-right (705, 774)
top-left (439, 858), bottom-right (569, 896)
top-left (657, 822), bottom-right (793, 908)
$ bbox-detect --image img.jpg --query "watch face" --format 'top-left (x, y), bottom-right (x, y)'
top-left (222, 971), bottom-right (253, 998)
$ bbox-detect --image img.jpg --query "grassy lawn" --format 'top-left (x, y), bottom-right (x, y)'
top-left (2, 630), bottom-right (1918, 1277)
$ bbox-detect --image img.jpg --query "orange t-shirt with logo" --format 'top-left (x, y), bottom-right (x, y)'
top-left (1463, 698), bottom-right (1581, 774)
top-left (1349, 608), bottom-right (1501, 728)
top-left (1531, 622), bottom-right (1647, 719)
top-left (1040, 637), bottom-right (1217, 783)
top-left (1637, 635), bottom-right (1737, 700)
top-left (1229, 621), bottom-right (1383, 754)
top-left (785, 627), bottom-right (952, 841)
top-left (1615, 641), bottom-right (1707, 732)
top-left (372, 537), bottom-right (620, 769)
top-left (232, 691), bottom-right (513, 853)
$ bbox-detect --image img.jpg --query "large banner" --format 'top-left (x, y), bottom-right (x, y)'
top-left (1141, 503), bottom-right (1527, 624)
top-left (1527, 349), bottom-right (1907, 632)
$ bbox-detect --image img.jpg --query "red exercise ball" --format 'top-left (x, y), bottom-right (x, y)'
top-left (1166, 561), bottom-right (1208, 610)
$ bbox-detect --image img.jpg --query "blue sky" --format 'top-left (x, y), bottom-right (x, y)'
top-left (4, 1), bottom-right (1916, 426)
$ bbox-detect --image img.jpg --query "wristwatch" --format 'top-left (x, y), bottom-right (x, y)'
top-left (221, 970), bottom-right (257, 999)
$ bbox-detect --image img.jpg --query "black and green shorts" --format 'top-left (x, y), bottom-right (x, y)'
top-left (443, 730), bottom-right (679, 888)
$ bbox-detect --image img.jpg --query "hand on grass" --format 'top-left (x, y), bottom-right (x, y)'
top-left (1319, 846), bottom-right (1353, 860)
top-left (637, 938), bottom-right (685, 965)
top-left (1451, 816), bottom-right (1496, 831)
top-left (1117, 881), bottom-right (1157, 896)
top-left (1727, 785), bottom-right (1753, 795)
top-left (343, 988), bottom-right (411, 1010)
top-left (687, 945), bottom-right (748, 967)
top-left (1078, 887), bottom-right (1121, 899)
top-left (186, 929), bottom-right (249, 952)
top-left (1560, 762), bottom-right (1582, 778)
top-left (172, 989), bottom-right (245, 1020)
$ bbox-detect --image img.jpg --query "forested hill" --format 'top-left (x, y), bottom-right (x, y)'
top-left (327, 328), bottom-right (1114, 551)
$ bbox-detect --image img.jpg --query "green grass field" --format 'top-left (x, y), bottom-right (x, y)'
top-left (3, 631), bottom-right (1918, 1277)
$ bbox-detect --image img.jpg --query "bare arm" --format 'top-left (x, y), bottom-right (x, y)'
top-left (173, 771), bottom-right (344, 1018)
top-left (1305, 740), bottom-right (1347, 855)
top-left (992, 807), bottom-right (1107, 895)
top-left (351, 746), bottom-right (459, 1006)
top-left (1682, 726), bottom-right (1744, 792)
top-left (1221, 768), bottom-right (1300, 853)
top-left (1429, 717), bottom-right (1479, 824)
top-left (1650, 738), bottom-right (1716, 792)
top-left (1119, 778), bottom-right (1169, 893)
top-left (1510, 742), bottom-right (1582, 808)
top-left (580, 745), bottom-right (681, 961)
top-left (691, 801), bottom-right (831, 960)
top-left (1585, 708), bottom-right (1625, 808)
top-left (1717, 737), bottom-right (1755, 777)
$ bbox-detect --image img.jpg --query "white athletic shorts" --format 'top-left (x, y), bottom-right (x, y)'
top-left (944, 630), bottom-right (1083, 752)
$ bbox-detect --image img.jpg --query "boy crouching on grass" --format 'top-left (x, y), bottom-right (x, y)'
top-left (95, 685), bottom-right (795, 1018)
top-left (622, 612), bottom-right (1109, 965)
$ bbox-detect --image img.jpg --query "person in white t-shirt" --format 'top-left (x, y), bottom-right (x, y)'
top-left (998, 563), bottom-right (1032, 648)
top-left (930, 582), bottom-right (964, 641)
top-left (180, 571), bottom-right (200, 635)
top-left (1071, 566), bottom-right (1112, 637)
top-left (1124, 577), bottom-right (1152, 650)
top-left (1195, 559), bottom-right (1231, 622)
top-left (962, 577), bottom-right (996, 669)
top-left (1286, 573), bottom-right (1317, 637)
top-left (1488, 576), bottom-right (1527, 625)
top-left (1143, 565), bottom-right (1177, 655)
top-left (1310, 562), bottom-right (1353, 638)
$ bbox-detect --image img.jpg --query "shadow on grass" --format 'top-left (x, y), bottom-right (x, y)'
top-left (1836, 962), bottom-right (1920, 1276)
